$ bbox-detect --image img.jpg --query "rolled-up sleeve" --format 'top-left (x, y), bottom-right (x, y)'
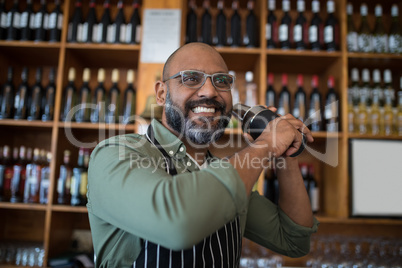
top-left (243, 191), bottom-right (319, 257)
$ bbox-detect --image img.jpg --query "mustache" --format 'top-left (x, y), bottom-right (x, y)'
top-left (185, 98), bottom-right (226, 113)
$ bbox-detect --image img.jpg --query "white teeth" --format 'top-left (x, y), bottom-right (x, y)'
top-left (192, 106), bottom-right (216, 114)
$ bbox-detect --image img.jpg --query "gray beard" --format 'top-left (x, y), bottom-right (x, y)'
top-left (164, 90), bottom-right (230, 146)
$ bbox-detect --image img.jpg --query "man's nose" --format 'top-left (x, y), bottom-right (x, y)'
top-left (196, 77), bottom-right (219, 98)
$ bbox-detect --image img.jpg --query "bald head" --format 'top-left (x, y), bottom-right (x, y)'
top-left (162, 43), bottom-right (228, 81)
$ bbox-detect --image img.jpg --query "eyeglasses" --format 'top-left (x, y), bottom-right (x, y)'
top-left (163, 70), bottom-right (236, 91)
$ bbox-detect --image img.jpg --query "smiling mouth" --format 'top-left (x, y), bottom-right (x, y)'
top-left (191, 106), bottom-right (216, 114)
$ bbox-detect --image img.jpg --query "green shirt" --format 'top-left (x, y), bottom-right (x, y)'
top-left (87, 119), bottom-right (319, 267)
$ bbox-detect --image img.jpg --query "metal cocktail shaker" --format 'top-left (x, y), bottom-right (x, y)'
top-left (232, 103), bottom-right (306, 157)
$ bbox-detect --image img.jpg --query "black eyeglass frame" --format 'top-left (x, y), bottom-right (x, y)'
top-left (163, 70), bottom-right (236, 92)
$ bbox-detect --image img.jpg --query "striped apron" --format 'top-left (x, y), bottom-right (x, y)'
top-left (135, 126), bottom-right (242, 267)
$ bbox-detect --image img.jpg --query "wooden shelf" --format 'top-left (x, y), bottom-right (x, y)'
top-left (215, 46), bottom-right (263, 54)
top-left (348, 52), bottom-right (402, 60)
top-left (65, 42), bottom-right (141, 51)
top-left (0, 40), bottom-right (61, 48)
top-left (312, 131), bottom-right (343, 139)
top-left (0, 202), bottom-right (47, 211)
top-left (51, 205), bottom-right (88, 213)
top-left (316, 216), bottom-right (402, 226)
top-left (0, 119), bottom-right (54, 128)
top-left (58, 121), bottom-right (136, 131)
top-left (348, 133), bottom-right (402, 140)
top-left (267, 49), bottom-right (342, 58)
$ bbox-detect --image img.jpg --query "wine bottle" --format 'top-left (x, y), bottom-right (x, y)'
top-left (82, 0), bottom-right (97, 43)
top-left (71, 147), bottom-right (87, 206)
top-left (265, 73), bottom-right (276, 108)
top-left (214, 0), bottom-right (226, 47)
top-left (23, 148), bottom-right (41, 203)
top-left (122, 69), bottom-right (136, 124)
top-left (127, 0), bottom-right (141, 44)
top-left (106, 69), bottom-right (120, 124)
top-left (373, 4), bottom-right (388, 53)
top-left (244, 0), bottom-right (258, 48)
top-left (1, 145), bottom-right (13, 201)
top-left (369, 89), bottom-right (381, 135)
top-left (90, 68), bottom-right (106, 123)
top-left (397, 88), bottom-right (402, 136)
top-left (245, 71), bottom-right (258, 107)
top-left (20, 0), bottom-right (34, 41)
top-left (34, 0), bottom-right (48, 42)
top-left (48, 0), bottom-right (63, 42)
top-left (68, 0), bottom-right (83, 43)
top-left (293, 74), bottom-right (307, 122)
top-left (383, 69), bottom-right (395, 107)
top-left (324, 76), bottom-right (339, 132)
top-left (27, 68), bottom-right (43, 121)
top-left (308, 164), bottom-right (319, 213)
top-left (57, 150), bottom-right (72, 205)
top-left (0, 67), bottom-right (14, 119)
top-left (349, 68), bottom-right (360, 107)
top-left (97, 0), bottom-right (111, 43)
top-left (308, 75), bottom-right (323, 131)
top-left (200, 0), bottom-right (212, 45)
top-left (0, 0), bottom-right (6, 40)
top-left (10, 146), bottom-right (27, 203)
top-left (356, 88), bottom-right (368, 134)
top-left (383, 92), bottom-right (394, 136)
top-left (372, 69), bottom-right (383, 107)
top-left (346, 3), bottom-right (358, 52)
top-left (324, 0), bottom-right (338, 51)
top-left (389, 5), bottom-right (402, 54)
top-left (41, 68), bottom-right (56, 122)
top-left (360, 68), bottom-right (371, 106)
top-left (39, 151), bottom-right (51, 204)
top-left (265, 0), bottom-right (278, 49)
top-left (358, 3), bottom-right (372, 53)
top-left (277, 73), bottom-right (291, 116)
top-left (186, 0), bottom-right (197, 44)
top-left (6, 0), bottom-right (21, 41)
top-left (75, 68), bottom-right (91, 123)
top-left (229, 0), bottom-right (242, 47)
top-left (294, 0), bottom-right (307, 50)
top-left (279, 0), bottom-right (291, 49)
top-left (60, 67), bottom-right (76, 122)
top-left (309, 0), bottom-right (322, 51)
top-left (14, 67), bottom-right (30, 120)
top-left (111, 0), bottom-right (126, 44)
top-left (347, 85), bottom-right (355, 133)
top-left (300, 163), bottom-right (309, 191)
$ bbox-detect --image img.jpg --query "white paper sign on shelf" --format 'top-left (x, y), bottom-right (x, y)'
top-left (140, 9), bottom-right (182, 64)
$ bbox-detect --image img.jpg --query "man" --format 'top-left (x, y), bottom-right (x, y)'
top-left (87, 42), bottom-right (318, 267)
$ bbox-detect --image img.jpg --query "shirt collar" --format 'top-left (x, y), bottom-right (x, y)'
top-left (150, 119), bottom-right (187, 159)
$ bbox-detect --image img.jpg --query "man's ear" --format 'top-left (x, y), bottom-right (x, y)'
top-left (155, 81), bottom-right (167, 105)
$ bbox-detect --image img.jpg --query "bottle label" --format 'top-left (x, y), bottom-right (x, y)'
top-left (125, 23), bottom-right (132, 43)
top-left (58, 14), bottom-right (63, 29)
top-left (119, 24), bottom-right (126, 43)
top-left (370, 113), bottom-right (380, 135)
top-left (96, 24), bottom-right (103, 43)
top-left (77, 23), bottom-right (83, 42)
top-left (310, 187), bottom-right (319, 212)
top-left (279, 24), bottom-right (288, 42)
top-left (48, 13), bottom-right (57, 29)
top-left (324, 25), bottom-right (333, 43)
top-left (44, 14), bottom-right (49, 30)
top-left (67, 22), bottom-right (72, 41)
top-left (107, 24), bottom-right (114, 43)
top-left (348, 110), bottom-right (354, 133)
top-left (34, 13), bottom-right (42, 29)
top-left (358, 34), bottom-right (373, 52)
top-left (347, 32), bottom-right (358, 51)
top-left (293, 24), bottom-right (302, 42)
top-left (92, 24), bottom-right (99, 42)
top-left (266, 23), bottom-right (271, 40)
top-left (82, 22), bottom-right (89, 42)
top-left (373, 35), bottom-right (388, 53)
top-left (30, 15), bottom-right (35, 29)
top-left (135, 25), bottom-right (142, 43)
top-left (20, 12), bottom-right (29, 28)
top-left (57, 176), bottom-right (64, 194)
top-left (1, 12), bottom-right (7, 28)
top-left (79, 173), bottom-right (88, 195)
top-left (6, 12), bottom-right (11, 27)
top-left (309, 25), bottom-right (318, 42)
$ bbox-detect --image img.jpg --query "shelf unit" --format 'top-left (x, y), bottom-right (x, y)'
top-left (0, 0), bottom-right (401, 267)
